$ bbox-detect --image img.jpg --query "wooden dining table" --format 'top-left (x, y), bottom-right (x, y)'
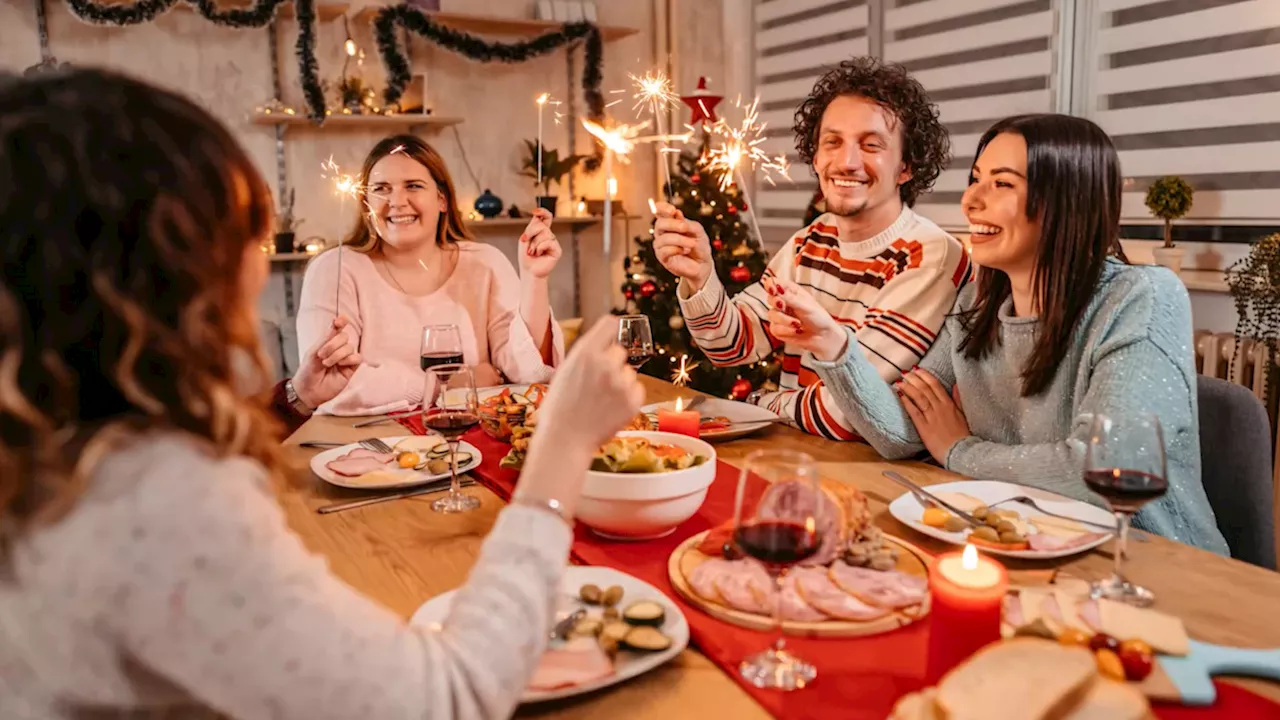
top-left (280, 375), bottom-right (1280, 718)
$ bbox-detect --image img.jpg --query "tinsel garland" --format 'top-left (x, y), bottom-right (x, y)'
top-left (372, 5), bottom-right (606, 171)
top-left (64, 0), bottom-right (326, 123)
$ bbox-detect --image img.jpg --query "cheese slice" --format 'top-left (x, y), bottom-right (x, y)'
top-left (1017, 588), bottom-right (1051, 627)
top-left (933, 491), bottom-right (986, 513)
top-left (1030, 515), bottom-right (1091, 539)
top-left (1098, 600), bottom-right (1190, 656)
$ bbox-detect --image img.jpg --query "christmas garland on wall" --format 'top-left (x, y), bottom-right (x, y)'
top-left (64, 0), bottom-right (327, 122)
top-left (371, 5), bottom-right (606, 170)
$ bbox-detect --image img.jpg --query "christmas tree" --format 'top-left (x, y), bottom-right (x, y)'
top-left (616, 136), bottom-right (783, 400)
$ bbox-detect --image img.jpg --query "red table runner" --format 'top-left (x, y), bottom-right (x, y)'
top-left (396, 417), bottom-right (1278, 719)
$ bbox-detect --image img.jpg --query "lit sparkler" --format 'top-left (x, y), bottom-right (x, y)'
top-left (704, 96), bottom-right (791, 246)
top-left (321, 155), bottom-right (375, 316)
top-left (630, 70), bottom-right (680, 198)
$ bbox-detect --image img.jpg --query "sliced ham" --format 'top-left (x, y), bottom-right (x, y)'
top-left (712, 560), bottom-right (773, 615)
top-left (687, 558), bottom-right (736, 604)
top-left (325, 448), bottom-right (398, 477)
top-left (526, 637), bottom-right (614, 691)
top-left (1002, 593), bottom-right (1024, 628)
top-left (778, 571), bottom-right (828, 622)
top-left (1079, 598), bottom-right (1103, 633)
top-left (792, 567), bottom-right (889, 621)
top-left (828, 563), bottom-right (928, 610)
top-left (1028, 531), bottom-right (1107, 552)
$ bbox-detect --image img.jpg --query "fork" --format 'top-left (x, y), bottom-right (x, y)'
top-left (988, 495), bottom-right (1150, 542)
top-left (359, 438), bottom-right (396, 454)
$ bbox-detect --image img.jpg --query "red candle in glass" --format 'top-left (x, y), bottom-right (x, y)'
top-left (656, 397), bottom-right (700, 437)
top-left (926, 544), bottom-right (1008, 682)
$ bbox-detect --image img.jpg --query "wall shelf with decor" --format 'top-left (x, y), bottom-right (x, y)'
top-left (353, 8), bottom-right (638, 41)
top-left (252, 112), bottom-right (463, 133)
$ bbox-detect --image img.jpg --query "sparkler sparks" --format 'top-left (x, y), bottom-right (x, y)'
top-left (704, 96), bottom-right (791, 192)
top-left (581, 118), bottom-right (650, 161)
top-left (630, 70), bottom-right (678, 119)
top-left (670, 355), bottom-right (699, 387)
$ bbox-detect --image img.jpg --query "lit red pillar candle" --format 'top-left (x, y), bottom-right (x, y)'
top-left (926, 544), bottom-right (1008, 682)
top-left (657, 396), bottom-right (700, 437)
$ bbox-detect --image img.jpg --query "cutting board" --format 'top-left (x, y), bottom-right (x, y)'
top-left (1142, 639), bottom-right (1280, 705)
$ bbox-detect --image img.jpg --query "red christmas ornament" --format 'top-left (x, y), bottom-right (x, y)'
top-left (729, 264), bottom-right (751, 283)
top-left (690, 173), bottom-right (701, 183)
top-left (681, 76), bottom-right (723, 126)
top-left (640, 280), bottom-right (657, 298)
top-left (624, 288), bottom-right (634, 299)
top-left (740, 200), bottom-right (749, 212)
top-left (727, 203), bottom-right (737, 214)
top-left (712, 238), bottom-right (724, 251)
top-left (730, 377), bottom-right (753, 401)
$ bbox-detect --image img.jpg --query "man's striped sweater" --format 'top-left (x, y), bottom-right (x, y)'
top-left (677, 207), bottom-right (972, 441)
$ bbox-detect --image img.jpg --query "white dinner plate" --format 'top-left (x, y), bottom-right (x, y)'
top-left (640, 397), bottom-right (780, 442)
top-left (310, 436), bottom-right (482, 490)
top-left (409, 565), bottom-right (689, 704)
top-left (888, 479), bottom-right (1116, 560)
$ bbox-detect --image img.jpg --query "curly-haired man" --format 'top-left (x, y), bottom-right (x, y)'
top-left (654, 57), bottom-right (971, 441)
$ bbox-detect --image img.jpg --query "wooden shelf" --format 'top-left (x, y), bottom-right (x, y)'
top-left (467, 216), bottom-right (613, 230)
top-left (1180, 269), bottom-right (1230, 294)
top-left (252, 113), bottom-right (462, 133)
top-left (354, 8), bottom-right (639, 41)
top-left (268, 252), bottom-right (319, 263)
top-left (146, 1), bottom-right (350, 22)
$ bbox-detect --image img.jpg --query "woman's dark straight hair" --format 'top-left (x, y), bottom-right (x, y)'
top-left (957, 114), bottom-right (1129, 397)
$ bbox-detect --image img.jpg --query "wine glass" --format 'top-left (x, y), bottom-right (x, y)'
top-left (618, 315), bottom-right (654, 368)
top-left (1083, 413), bottom-right (1168, 607)
top-left (421, 324), bottom-right (464, 372)
top-left (732, 449), bottom-right (823, 690)
top-left (423, 364), bottom-right (481, 514)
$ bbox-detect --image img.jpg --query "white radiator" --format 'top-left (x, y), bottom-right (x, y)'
top-left (1195, 331), bottom-right (1274, 408)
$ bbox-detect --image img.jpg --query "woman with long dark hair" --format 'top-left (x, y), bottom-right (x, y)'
top-left (296, 135), bottom-right (565, 415)
top-left (0, 67), bottom-right (645, 718)
top-left (769, 114), bottom-right (1227, 554)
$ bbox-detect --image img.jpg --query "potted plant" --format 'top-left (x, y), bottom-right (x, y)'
top-left (1226, 232), bottom-right (1280, 409)
top-left (1145, 175), bottom-right (1194, 274)
top-left (275, 189), bottom-right (302, 254)
top-left (521, 139), bottom-right (584, 216)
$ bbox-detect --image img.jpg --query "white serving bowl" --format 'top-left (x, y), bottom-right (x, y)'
top-left (577, 431), bottom-right (717, 541)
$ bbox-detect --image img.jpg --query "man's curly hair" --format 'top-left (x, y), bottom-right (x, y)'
top-left (793, 57), bottom-right (950, 207)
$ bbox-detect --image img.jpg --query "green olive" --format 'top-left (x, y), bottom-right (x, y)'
top-left (996, 520), bottom-right (1017, 534)
top-left (971, 505), bottom-right (989, 520)
top-left (579, 584), bottom-right (603, 604)
top-left (943, 516), bottom-right (969, 533)
top-left (985, 514), bottom-right (1004, 529)
top-left (1000, 531), bottom-right (1027, 544)
top-left (995, 509), bottom-right (1021, 519)
top-left (972, 526), bottom-right (1000, 542)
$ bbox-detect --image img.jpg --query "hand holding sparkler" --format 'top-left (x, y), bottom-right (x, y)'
top-left (652, 201), bottom-right (714, 292)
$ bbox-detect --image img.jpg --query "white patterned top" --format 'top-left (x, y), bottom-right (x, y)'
top-left (0, 431), bottom-right (571, 719)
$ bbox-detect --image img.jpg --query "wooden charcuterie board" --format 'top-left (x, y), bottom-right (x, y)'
top-left (667, 530), bottom-right (933, 638)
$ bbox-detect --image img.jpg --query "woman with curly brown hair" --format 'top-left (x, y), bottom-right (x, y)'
top-left (0, 68), bottom-right (646, 718)
top-left (296, 135), bottom-right (565, 416)
top-left (654, 57), bottom-right (970, 441)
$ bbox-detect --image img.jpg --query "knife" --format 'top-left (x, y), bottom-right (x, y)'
top-left (317, 478), bottom-right (476, 514)
top-left (550, 609), bottom-right (587, 641)
top-left (882, 470), bottom-right (982, 527)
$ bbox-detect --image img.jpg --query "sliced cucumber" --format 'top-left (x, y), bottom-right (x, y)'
top-left (621, 600), bottom-right (666, 627)
top-left (622, 626), bottom-right (672, 652)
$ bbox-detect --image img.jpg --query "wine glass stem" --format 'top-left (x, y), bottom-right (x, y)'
top-left (1112, 511), bottom-right (1131, 581)
top-left (771, 570), bottom-right (787, 654)
top-left (448, 439), bottom-right (460, 498)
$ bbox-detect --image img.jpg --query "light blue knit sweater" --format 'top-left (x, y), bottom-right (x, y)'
top-left (814, 260), bottom-right (1229, 555)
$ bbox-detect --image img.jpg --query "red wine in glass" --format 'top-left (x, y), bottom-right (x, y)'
top-left (424, 410), bottom-right (479, 442)
top-left (421, 352), bottom-right (465, 371)
top-left (733, 519), bottom-right (820, 568)
top-left (627, 350), bottom-right (654, 368)
top-left (1083, 469), bottom-right (1168, 514)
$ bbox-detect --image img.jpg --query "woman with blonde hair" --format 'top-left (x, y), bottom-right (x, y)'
top-left (0, 67), bottom-right (645, 719)
top-left (297, 135), bottom-right (565, 416)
